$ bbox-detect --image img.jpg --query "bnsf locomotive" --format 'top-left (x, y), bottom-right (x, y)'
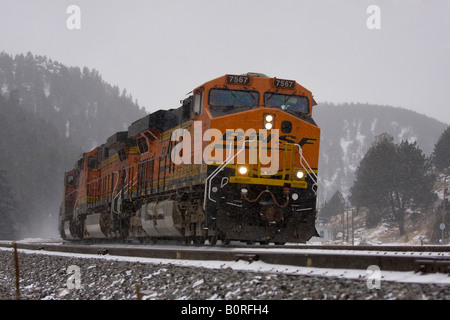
top-left (59, 73), bottom-right (321, 244)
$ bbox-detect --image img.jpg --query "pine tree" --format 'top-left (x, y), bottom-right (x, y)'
top-left (0, 170), bottom-right (19, 239)
top-left (350, 134), bottom-right (435, 235)
top-left (431, 126), bottom-right (450, 243)
top-left (390, 141), bottom-right (435, 235)
top-left (320, 190), bottom-right (345, 222)
top-left (432, 126), bottom-right (450, 172)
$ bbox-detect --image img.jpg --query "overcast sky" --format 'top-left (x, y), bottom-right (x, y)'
top-left (1, 0), bottom-right (449, 124)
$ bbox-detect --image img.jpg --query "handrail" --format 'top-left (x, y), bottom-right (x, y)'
top-left (111, 171), bottom-right (121, 213)
top-left (203, 139), bottom-right (254, 210)
top-left (293, 143), bottom-right (324, 194)
top-left (202, 140), bottom-right (321, 209)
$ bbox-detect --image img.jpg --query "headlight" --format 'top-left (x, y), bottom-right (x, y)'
top-left (295, 170), bottom-right (304, 179)
top-left (238, 166), bottom-right (248, 175)
top-left (264, 114), bottom-right (274, 130)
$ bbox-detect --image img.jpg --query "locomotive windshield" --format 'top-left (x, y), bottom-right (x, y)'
top-left (208, 88), bottom-right (259, 117)
top-left (264, 93), bottom-right (309, 115)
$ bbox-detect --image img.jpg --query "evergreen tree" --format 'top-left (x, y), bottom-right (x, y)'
top-left (350, 134), bottom-right (396, 228)
top-left (389, 140), bottom-right (435, 234)
top-left (320, 190), bottom-right (345, 222)
top-left (0, 170), bottom-right (20, 239)
top-left (350, 134), bottom-right (435, 235)
top-left (432, 126), bottom-right (450, 172)
top-left (431, 126), bottom-right (450, 243)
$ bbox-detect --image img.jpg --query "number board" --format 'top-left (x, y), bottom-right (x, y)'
top-left (226, 74), bottom-right (250, 85)
top-left (273, 78), bottom-right (296, 89)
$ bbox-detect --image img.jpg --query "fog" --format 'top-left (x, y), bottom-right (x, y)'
top-left (1, 0), bottom-right (449, 124)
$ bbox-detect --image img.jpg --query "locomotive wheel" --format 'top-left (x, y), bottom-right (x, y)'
top-left (193, 236), bottom-right (206, 245)
top-left (209, 236), bottom-right (218, 245)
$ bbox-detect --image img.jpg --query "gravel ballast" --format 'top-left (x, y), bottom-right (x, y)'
top-left (0, 248), bottom-right (449, 300)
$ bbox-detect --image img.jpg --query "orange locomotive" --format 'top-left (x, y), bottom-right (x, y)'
top-left (59, 73), bottom-right (321, 244)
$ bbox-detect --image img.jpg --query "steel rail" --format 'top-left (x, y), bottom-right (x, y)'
top-left (1, 241), bottom-right (449, 274)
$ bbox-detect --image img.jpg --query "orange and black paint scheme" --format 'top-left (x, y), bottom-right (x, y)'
top-left (59, 73), bottom-right (320, 244)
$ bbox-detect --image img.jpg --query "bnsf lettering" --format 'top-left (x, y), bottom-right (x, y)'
top-left (279, 135), bottom-right (296, 144)
top-left (221, 131), bottom-right (274, 143)
top-left (298, 137), bottom-right (317, 147)
top-left (216, 134), bottom-right (317, 147)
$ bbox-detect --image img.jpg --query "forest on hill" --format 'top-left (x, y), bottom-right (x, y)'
top-left (314, 102), bottom-right (448, 204)
top-left (0, 52), bottom-right (146, 238)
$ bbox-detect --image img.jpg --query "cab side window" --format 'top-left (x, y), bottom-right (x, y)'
top-left (193, 92), bottom-right (203, 115)
top-left (87, 156), bottom-right (97, 170)
top-left (66, 175), bottom-right (74, 186)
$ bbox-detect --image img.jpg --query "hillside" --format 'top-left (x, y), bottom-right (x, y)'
top-left (315, 207), bottom-right (440, 245)
top-left (0, 52), bottom-right (147, 238)
top-left (0, 52), bottom-right (147, 151)
top-left (314, 102), bottom-right (448, 204)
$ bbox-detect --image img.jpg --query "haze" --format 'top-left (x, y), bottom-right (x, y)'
top-left (1, 0), bottom-right (449, 124)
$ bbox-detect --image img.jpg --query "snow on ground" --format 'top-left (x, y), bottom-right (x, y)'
top-left (1, 241), bottom-right (449, 286)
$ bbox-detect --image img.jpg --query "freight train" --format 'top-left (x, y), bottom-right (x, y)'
top-left (59, 73), bottom-right (321, 244)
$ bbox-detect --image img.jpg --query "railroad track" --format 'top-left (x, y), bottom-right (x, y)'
top-left (1, 240), bottom-right (449, 274)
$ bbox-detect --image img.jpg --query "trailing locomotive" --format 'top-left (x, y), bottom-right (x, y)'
top-left (59, 73), bottom-right (321, 244)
